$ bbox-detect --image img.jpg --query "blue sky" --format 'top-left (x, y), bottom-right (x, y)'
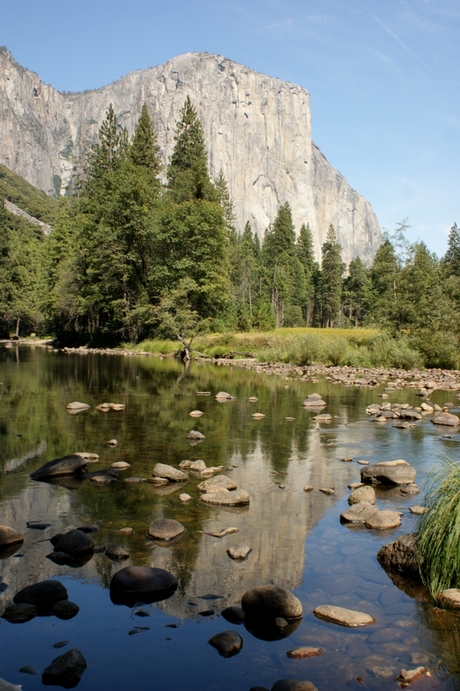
top-left (0, 0), bottom-right (458, 257)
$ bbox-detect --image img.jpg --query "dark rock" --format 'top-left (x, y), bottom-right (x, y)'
top-left (0, 526), bottom-right (23, 547)
top-left (105, 544), bottom-right (130, 559)
top-left (271, 680), bottom-right (318, 691)
top-left (52, 640), bottom-right (69, 649)
top-left (208, 630), bottom-right (243, 657)
top-left (110, 566), bottom-right (178, 606)
top-left (30, 455), bottom-right (87, 480)
top-left (1, 603), bottom-right (38, 623)
top-left (376, 533), bottom-right (419, 574)
top-left (14, 580), bottom-right (68, 609)
top-left (242, 585), bottom-right (303, 622)
top-left (42, 648), bottom-right (87, 688)
top-left (221, 606), bottom-right (245, 624)
top-left (76, 524), bottom-right (99, 533)
top-left (52, 601), bottom-right (80, 620)
top-left (54, 530), bottom-right (94, 556)
top-left (19, 666), bottom-right (38, 674)
top-left (147, 519), bottom-right (186, 541)
top-left (50, 533), bottom-right (64, 546)
top-left (361, 460), bottom-right (416, 485)
top-left (26, 521), bottom-right (51, 530)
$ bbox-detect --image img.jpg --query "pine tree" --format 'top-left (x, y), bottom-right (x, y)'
top-left (368, 239), bottom-right (400, 328)
top-left (320, 225), bottom-right (344, 327)
top-left (443, 223), bottom-right (460, 277)
top-left (343, 256), bottom-right (371, 326)
top-left (86, 103), bottom-right (128, 181)
top-left (296, 223), bottom-right (317, 324)
top-left (167, 96), bottom-right (216, 203)
top-left (130, 104), bottom-right (162, 186)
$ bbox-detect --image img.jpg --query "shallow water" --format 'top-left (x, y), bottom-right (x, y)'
top-left (1, 346), bottom-right (460, 690)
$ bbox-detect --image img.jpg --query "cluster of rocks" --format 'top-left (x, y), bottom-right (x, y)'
top-left (366, 400), bottom-right (460, 428)
top-left (66, 400), bottom-right (126, 414)
top-left (1, 579), bottom-right (79, 624)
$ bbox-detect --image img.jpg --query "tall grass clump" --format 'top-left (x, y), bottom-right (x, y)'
top-left (417, 458), bottom-right (460, 597)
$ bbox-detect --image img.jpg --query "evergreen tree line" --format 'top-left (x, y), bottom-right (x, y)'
top-left (0, 99), bottom-right (459, 366)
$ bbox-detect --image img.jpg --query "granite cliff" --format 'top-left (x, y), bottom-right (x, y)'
top-left (0, 48), bottom-right (381, 263)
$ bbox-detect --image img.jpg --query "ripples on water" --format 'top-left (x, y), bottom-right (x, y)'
top-left (0, 346), bottom-right (460, 690)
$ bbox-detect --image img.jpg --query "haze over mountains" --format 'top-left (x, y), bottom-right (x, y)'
top-left (0, 48), bottom-right (382, 263)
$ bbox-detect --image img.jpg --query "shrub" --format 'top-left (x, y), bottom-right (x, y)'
top-left (417, 458), bottom-right (460, 597)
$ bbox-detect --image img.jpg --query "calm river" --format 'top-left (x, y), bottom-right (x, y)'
top-left (1, 346), bottom-right (460, 690)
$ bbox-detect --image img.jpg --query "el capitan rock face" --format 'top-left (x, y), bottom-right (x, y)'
top-left (0, 49), bottom-right (381, 263)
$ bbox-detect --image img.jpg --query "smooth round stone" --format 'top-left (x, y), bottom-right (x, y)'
top-left (189, 410), bottom-right (204, 417)
top-left (271, 680), bottom-right (318, 691)
top-left (438, 589), bottom-right (460, 608)
top-left (189, 460), bottom-right (206, 472)
top-left (1, 603), bottom-right (38, 623)
top-left (208, 630), bottom-right (243, 657)
top-left (201, 489), bottom-right (250, 506)
top-left (105, 544), bottom-right (130, 559)
top-left (0, 526), bottom-right (23, 547)
top-left (215, 391), bottom-right (235, 400)
top-left (251, 413), bottom-right (266, 419)
top-left (147, 519), bottom-right (186, 541)
top-left (54, 530), bottom-right (94, 556)
top-left (409, 506), bottom-right (428, 515)
top-left (42, 648), bottom-right (87, 687)
top-left (97, 403), bottom-right (111, 411)
top-left (348, 485), bottom-right (376, 505)
top-left (119, 527), bottom-right (134, 535)
top-left (178, 493), bottom-right (192, 503)
top-left (365, 510), bottom-right (402, 530)
top-left (248, 396), bottom-right (258, 402)
top-left (340, 503), bottom-right (379, 524)
top-left (319, 487), bottom-right (335, 495)
top-left (66, 401), bottom-right (90, 411)
top-left (73, 451), bottom-right (99, 462)
top-left (242, 585), bottom-right (303, 621)
top-left (14, 580), bottom-right (68, 608)
top-left (52, 600), bottom-right (80, 620)
top-left (148, 477), bottom-right (169, 486)
top-left (286, 647), bottom-right (324, 659)
top-left (110, 566), bottom-right (178, 604)
top-left (123, 477), bottom-right (144, 484)
top-left (431, 412), bottom-right (460, 426)
top-left (111, 461), bottom-right (130, 470)
top-left (197, 475), bottom-right (237, 493)
top-left (303, 486), bottom-right (313, 492)
top-left (313, 605), bottom-right (375, 627)
top-left (227, 544), bottom-right (251, 560)
top-left (221, 606), bottom-right (245, 624)
top-left (152, 463), bottom-right (188, 482)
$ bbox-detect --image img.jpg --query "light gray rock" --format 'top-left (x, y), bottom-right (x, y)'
top-left (303, 394), bottom-right (326, 407)
top-left (348, 485), bottom-right (376, 505)
top-left (66, 401), bottom-right (90, 411)
top-left (197, 475), bottom-right (237, 493)
top-left (227, 544), bottom-right (251, 560)
top-left (208, 630), bottom-right (243, 657)
top-left (186, 430), bottom-right (205, 440)
top-left (147, 518), bottom-right (186, 541)
top-left (178, 493), bottom-right (192, 503)
top-left (340, 503), bottom-right (378, 524)
top-left (431, 412), bottom-right (460, 426)
top-left (105, 544), bottom-right (130, 559)
top-left (360, 460), bottom-right (416, 485)
top-left (242, 585), bottom-right (303, 621)
top-left (189, 459), bottom-right (206, 472)
top-left (152, 463), bottom-right (188, 482)
top-left (437, 589), bottom-right (460, 609)
top-left (313, 605), bottom-right (375, 627)
top-left (365, 510), bottom-right (402, 530)
top-left (0, 526), bottom-right (23, 547)
top-left (0, 678), bottom-right (23, 691)
top-left (201, 489), bottom-right (250, 506)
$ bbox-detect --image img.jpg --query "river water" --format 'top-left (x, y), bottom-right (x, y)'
top-left (1, 346), bottom-right (460, 690)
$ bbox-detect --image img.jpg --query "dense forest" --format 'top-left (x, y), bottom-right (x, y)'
top-left (0, 100), bottom-right (459, 367)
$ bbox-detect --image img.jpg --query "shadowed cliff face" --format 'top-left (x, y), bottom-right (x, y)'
top-left (0, 49), bottom-right (381, 264)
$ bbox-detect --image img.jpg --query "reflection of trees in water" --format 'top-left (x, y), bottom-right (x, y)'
top-left (417, 601), bottom-right (460, 687)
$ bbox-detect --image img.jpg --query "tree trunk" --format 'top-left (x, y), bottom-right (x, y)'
top-left (15, 317), bottom-right (20, 338)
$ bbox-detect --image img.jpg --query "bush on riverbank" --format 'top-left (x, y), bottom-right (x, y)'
top-left (418, 458), bottom-right (460, 597)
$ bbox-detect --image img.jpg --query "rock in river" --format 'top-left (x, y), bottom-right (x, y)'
top-left (14, 580), bottom-right (68, 608)
top-left (52, 600), bottom-right (80, 620)
top-left (30, 454), bottom-right (88, 480)
top-left (53, 529), bottom-right (94, 556)
top-left (1, 603), bottom-right (38, 623)
top-left (377, 533), bottom-right (419, 574)
top-left (42, 648), bottom-right (87, 687)
top-left (187, 429), bottom-right (205, 440)
top-left (201, 489), bottom-right (250, 506)
top-left (313, 604), bottom-right (375, 627)
top-left (302, 393), bottom-right (326, 408)
top-left (208, 630), bottom-right (243, 657)
top-left (360, 460), bottom-right (416, 485)
top-left (152, 463), bottom-right (188, 482)
top-left (197, 475), bottom-right (237, 493)
top-left (66, 401), bottom-right (90, 411)
top-left (110, 566), bottom-right (178, 605)
top-left (348, 485), bottom-right (376, 505)
top-left (0, 678), bottom-right (23, 691)
top-left (147, 519), bottom-right (186, 541)
top-left (242, 585), bottom-right (303, 621)
top-left (0, 526), bottom-right (23, 547)
top-left (340, 503), bottom-right (378, 524)
top-left (431, 412), bottom-right (460, 427)
top-left (365, 510), bottom-right (402, 530)
top-left (227, 544), bottom-right (251, 560)
top-left (271, 680), bottom-right (318, 691)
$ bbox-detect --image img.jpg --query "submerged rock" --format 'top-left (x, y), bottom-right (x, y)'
top-left (197, 475), bottom-right (237, 493)
top-left (227, 544), bottom-right (251, 560)
top-left (271, 680), bottom-right (318, 691)
top-left (200, 489), bottom-right (250, 506)
top-left (186, 430), bottom-right (205, 440)
top-left (313, 604), bottom-right (375, 627)
top-left (147, 519), bottom-right (186, 541)
top-left (105, 544), bottom-right (130, 560)
top-left (42, 648), bottom-right (87, 687)
top-left (208, 630), bottom-right (243, 657)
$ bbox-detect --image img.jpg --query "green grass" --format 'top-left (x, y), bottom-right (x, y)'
top-left (0, 163), bottom-right (59, 224)
top-left (417, 458), bottom-right (460, 597)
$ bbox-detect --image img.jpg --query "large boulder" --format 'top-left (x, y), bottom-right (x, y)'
top-left (53, 529), bottom-right (94, 556)
top-left (110, 566), bottom-right (178, 605)
top-left (431, 412), bottom-right (460, 427)
top-left (271, 680), bottom-right (318, 691)
top-left (14, 580), bottom-right (68, 608)
top-left (197, 475), bottom-right (237, 493)
top-left (30, 454), bottom-right (87, 480)
top-left (376, 533), bottom-right (419, 574)
top-left (348, 486), bottom-right (376, 505)
top-left (147, 519), bottom-right (185, 541)
top-left (360, 460), bottom-right (416, 485)
top-left (200, 489), bottom-right (250, 506)
top-left (152, 463), bottom-right (188, 482)
top-left (364, 510), bottom-right (402, 530)
top-left (242, 585), bottom-right (303, 622)
top-left (0, 526), bottom-right (23, 547)
top-left (42, 648), bottom-right (87, 687)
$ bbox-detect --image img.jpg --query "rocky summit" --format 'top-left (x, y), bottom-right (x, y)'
top-left (0, 48), bottom-right (381, 264)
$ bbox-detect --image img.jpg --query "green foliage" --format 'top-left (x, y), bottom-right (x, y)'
top-left (0, 163), bottom-right (58, 224)
top-left (343, 256), bottom-right (371, 326)
top-left (320, 225), bottom-right (344, 327)
top-left (443, 223), bottom-right (460, 278)
top-left (418, 458), bottom-right (460, 597)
